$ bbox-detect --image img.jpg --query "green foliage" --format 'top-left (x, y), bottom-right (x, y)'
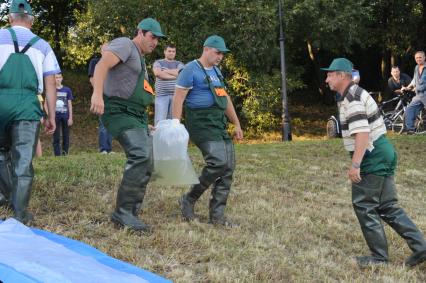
top-left (2, 0), bottom-right (426, 134)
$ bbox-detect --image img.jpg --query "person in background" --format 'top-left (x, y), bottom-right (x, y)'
top-left (402, 51), bottom-right (426, 134)
top-left (153, 44), bottom-right (184, 125)
top-left (35, 94), bottom-right (44, 157)
top-left (52, 73), bottom-right (73, 156)
top-left (388, 66), bottom-right (412, 97)
top-left (88, 44), bottom-right (113, 154)
top-left (352, 69), bottom-right (360, 84)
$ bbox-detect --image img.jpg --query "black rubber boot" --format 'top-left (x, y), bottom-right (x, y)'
top-left (207, 140), bottom-right (237, 227)
top-left (178, 183), bottom-right (207, 221)
top-left (352, 174), bottom-right (389, 263)
top-left (379, 176), bottom-right (426, 267)
top-left (355, 256), bottom-right (388, 268)
top-left (112, 128), bottom-right (153, 232)
top-left (0, 146), bottom-right (12, 207)
top-left (9, 121), bottom-right (39, 224)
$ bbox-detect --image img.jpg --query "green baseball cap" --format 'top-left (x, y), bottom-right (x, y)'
top-left (203, 35), bottom-right (230, 52)
top-left (9, 0), bottom-right (32, 15)
top-left (321, 58), bottom-right (353, 73)
top-left (137, 18), bottom-right (166, 38)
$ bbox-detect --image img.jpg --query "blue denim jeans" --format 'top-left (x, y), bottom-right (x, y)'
top-left (405, 95), bottom-right (426, 131)
top-left (99, 118), bottom-right (112, 152)
top-left (53, 115), bottom-right (69, 156)
top-left (154, 94), bottom-right (173, 125)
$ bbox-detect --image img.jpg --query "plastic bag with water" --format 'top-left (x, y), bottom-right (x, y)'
top-left (152, 119), bottom-right (199, 185)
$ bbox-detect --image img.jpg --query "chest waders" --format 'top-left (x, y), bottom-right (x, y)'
top-left (350, 136), bottom-right (426, 266)
top-left (103, 55), bottom-right (155, 232)
top-left (184, 61), bottom-right (229, 145)
top-left (0, 28), bottom-right (41, 224)
top-left (102, 56), bottom-right (154, 138)
top-left (179, 62), bottom-right (237, 227)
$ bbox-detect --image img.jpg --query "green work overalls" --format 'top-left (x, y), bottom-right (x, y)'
top-left (0, 28), bottom-right (42, 223)
top-left (352, 136), bottom-right (426, 264)
top-left (101, 55), bottom-right (155, 232)
top-left (181, 61), bottom-right (236, 223)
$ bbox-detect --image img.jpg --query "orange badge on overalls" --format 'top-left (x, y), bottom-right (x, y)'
top-left (144, 79), bottom-right (155, 95)
top-left (215, 87), bottom-right (228, 97)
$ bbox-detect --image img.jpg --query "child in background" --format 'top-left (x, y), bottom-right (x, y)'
top-left (53, 73), bottom-right (74, 156)
top-left (35, 94), bottom-right (44, 157)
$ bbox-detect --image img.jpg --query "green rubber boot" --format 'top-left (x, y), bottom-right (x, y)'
top-left (111, 128), bottom-right (153, 232)
top-left (9, 121), bottom-right (39, 224)
top-left (0, 147), bottom-right (12, 207)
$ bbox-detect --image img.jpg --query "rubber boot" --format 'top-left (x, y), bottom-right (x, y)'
top-left (111, 128), bottom-right (152, 232)
top-left (9, 121), bottom-right (39, 224)
top-left (352, 174), bottom-right (389, 264)
top-left (0, 146), bottom-right (12, 207)
top-left (379, 176), bottom-right (426, 267)
top-left (207, 140), bottom-right (237, 227)
top-left (179, 183), bottom-right (207, 221)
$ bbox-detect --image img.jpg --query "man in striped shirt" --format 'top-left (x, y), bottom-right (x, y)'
top-left (322, 58), bottom-right (426, 268)
top-left (153, 45), bottom-right (184, 125)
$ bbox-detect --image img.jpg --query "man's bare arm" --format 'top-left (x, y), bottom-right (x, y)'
top-left (172, 88), bottom-right (189, 120)
top-left (90, 51), bottom-right (121, 115)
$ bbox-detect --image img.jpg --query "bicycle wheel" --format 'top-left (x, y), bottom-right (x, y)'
top-left (391, 113), bottom-right (405, 134)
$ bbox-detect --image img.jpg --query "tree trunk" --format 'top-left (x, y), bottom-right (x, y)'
top-left (54, 24), bottom-right (62, 65)
top-left (306, 40), bottom-right (325, 101)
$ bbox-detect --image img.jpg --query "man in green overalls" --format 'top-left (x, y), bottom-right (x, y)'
top-left (0, 0), bottom-right (59, 224)
top-left (322, 58), bottom-right (426, 267)
top-left (90, 18), bottom-right (165, 232)
top-left (173, 35), bottom-right (243, 227)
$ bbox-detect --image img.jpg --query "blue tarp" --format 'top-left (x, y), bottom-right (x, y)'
top-left (0, 219), bottom-right (171, 283)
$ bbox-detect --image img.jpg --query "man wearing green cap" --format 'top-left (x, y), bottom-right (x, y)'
top-left (322, 58), bottom-right (426, 267)
top-left (0, 0), bottom-right (60, 224)
top-left (90, 18), bottom-right (165, 232)
top-left (172, 35), bottom-right (243, 227)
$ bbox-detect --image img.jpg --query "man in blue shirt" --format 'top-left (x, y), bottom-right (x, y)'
top-left (173, 35), bottom-right (243, 227)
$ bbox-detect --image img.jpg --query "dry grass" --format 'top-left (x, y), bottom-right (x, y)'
top-left (1, 135), bottom-right (425, 282)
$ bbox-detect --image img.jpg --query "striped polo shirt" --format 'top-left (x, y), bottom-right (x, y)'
top-left (153, 59), bottom-right (184, 96)
top-left (0, 26), bottom-right (61, 93)
top-left (338, 84), bottom-right (386, 152)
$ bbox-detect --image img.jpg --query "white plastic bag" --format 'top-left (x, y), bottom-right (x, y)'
top-left (152, 119), bottom-right (199, 185)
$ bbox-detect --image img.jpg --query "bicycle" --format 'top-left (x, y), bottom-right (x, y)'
top-left (378, 91), bottom-right (421, 134)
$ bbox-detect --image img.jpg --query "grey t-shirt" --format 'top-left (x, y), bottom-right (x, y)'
top-left (103, 37), bottom-right (147, 99)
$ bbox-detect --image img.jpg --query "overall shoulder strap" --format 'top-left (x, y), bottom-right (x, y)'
top-left (20, 36), bottom-right (40, 54)
top-left (7, 28), bottom-right (19, 53)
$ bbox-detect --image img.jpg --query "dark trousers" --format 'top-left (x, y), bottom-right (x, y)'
top-left (53, 115), bottom-right (69, 156)
top-left (98, 118), bottom-right (112, 152)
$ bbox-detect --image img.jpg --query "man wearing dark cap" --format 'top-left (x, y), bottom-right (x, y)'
top-left (322, 58), bottom-right (426, 267)
top-left (173, 35), bottom-right (243, 227)
top-left (0, 0), bottom-right (60, 224)
top-left (90, 18), bottom-right (166, 232)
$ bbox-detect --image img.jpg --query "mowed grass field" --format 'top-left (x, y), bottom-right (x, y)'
top-left (1, 134), bottom-right (425, 282)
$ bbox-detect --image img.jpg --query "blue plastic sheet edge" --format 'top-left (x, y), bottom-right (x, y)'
top-left (0, 221), bottom-right (171, 283)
